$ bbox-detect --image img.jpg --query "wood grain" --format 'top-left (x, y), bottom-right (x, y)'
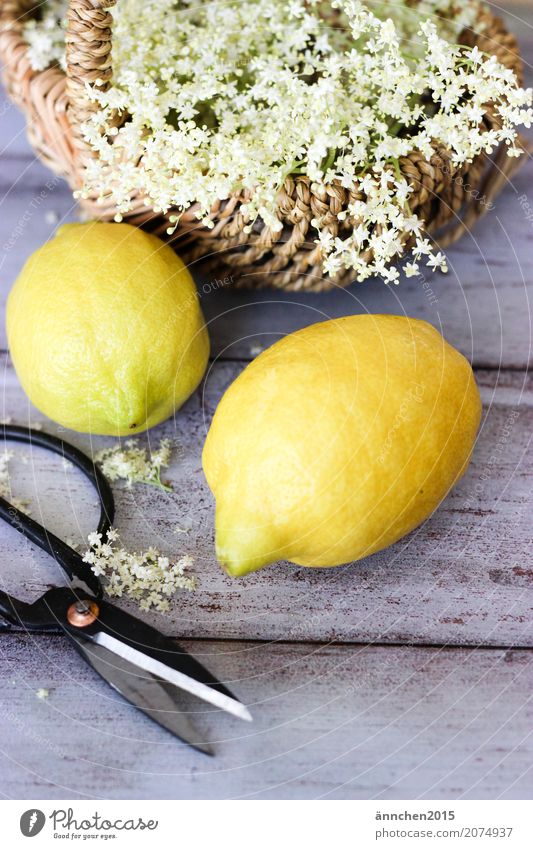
top-left (0, 633), bottom-right (531, 800)
top-left (0, 357), bottom-right (530, 647)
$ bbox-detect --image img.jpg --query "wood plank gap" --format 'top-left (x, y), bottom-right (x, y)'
top-left (1, 626), bottom-right (533, 652)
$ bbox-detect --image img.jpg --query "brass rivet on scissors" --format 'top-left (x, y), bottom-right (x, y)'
top-left (67, 600), bottom-right (99, 627)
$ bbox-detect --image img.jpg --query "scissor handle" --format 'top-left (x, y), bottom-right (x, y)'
top-left (0, 425), bottom-right (115, 611)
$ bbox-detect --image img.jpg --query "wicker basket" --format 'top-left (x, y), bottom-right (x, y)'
top-left (0, 0), bottom-right (526, 291)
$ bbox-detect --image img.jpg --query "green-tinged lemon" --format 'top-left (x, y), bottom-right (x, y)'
top-left (202, 315), bottom-right (481, 576)
top-left (7, 222), bottom-right (209, 435)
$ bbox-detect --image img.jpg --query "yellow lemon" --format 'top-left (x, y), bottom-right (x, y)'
top-left (203, 315), bottom-right (481, 576)
top-left (7, 222), bottom-right (209, 435)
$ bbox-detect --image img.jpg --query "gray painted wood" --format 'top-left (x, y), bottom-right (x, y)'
top-left (0, 357), bottom-right (530, 647)
top-left (0, 634), bottom-right (531, 800)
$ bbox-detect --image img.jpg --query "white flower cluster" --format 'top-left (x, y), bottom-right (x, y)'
top-left (95, 438), bottom-right (173, 491)
top-left (0, 450), bottom-right (30, 513)
top-left (23, 0), bottom-right (67, 72)
top-left (25, 0), bottom-right (532, 281)
top-left (83, 528), bottom-right (196, 611)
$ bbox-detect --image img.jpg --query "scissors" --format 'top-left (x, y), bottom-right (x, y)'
top-left (0, 424), bottom-right (251, 754)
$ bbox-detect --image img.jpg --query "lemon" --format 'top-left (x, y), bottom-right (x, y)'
top-left (7, 222), bottom-right (209, 435)
top-left (203, 315), bottom-right (481, 576)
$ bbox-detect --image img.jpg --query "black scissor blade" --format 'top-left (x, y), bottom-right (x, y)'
top-left (74, 638), bottom-right (213, 754)
top-left (77, 599), bottom-right (252, 722)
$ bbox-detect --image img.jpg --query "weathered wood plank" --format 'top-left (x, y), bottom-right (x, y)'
top-left (0, 356), bottom-right (531, 647)
top-left (0, 156), bottom-right (77, 289)
top-left (0, 633), bottom-right (531, 799)
top-left (0, 86), bottom-right (34, 159)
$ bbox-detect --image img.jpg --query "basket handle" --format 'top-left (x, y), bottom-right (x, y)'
top-left (65, 0), bottom-right (116, 164)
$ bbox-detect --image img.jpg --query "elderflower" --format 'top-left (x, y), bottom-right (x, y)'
top-left (404, 261), bottom-right (420, 278)
top-left (36, 688), bottom-right (50, 700)
top-left (173, 519), bottom-right (192, 535)
top-left (83, 529), bottom-right (196, 612)
top-left (23, 0), bottom-right (67, 71)
top-left (0, 450), bottom-right (30, 513)
top-left (95, 438), bottom-right (173, 491)
top-left (24, 0), bottom-right (532, 281)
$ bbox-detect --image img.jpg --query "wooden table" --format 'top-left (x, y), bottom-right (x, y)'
top-left (0, 6), bottom-right (531, 800)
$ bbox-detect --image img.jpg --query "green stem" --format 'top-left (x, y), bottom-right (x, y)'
top-left (141, 471), bottom-right (173, 492)
top-left (390, 157), bottom-right (413, 217)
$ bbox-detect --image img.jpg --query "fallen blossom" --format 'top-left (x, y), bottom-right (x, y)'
top-left (95, 438), bottom-right (173, 491)
top-left (0, 450), bottom-right (30, 513)
top-left (83, 528), bottom-right (196, 612)
top-left (36, 688), bottom-right (50, 699)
